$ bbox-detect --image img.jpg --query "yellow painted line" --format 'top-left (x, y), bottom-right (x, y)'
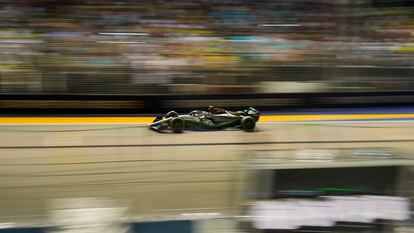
top-left (0, 114), bottom-right (413, 124)
top-left (0, 117), bottom-right (155, 124)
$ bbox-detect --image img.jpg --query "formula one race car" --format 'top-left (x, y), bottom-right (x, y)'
top-left (150, 107), bottom-right (260, 133)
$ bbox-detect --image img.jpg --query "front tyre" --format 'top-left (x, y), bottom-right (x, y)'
top-left (169, 118), bottom-right (184, 133)
top-left (241, 116), bottom-right (256, 132)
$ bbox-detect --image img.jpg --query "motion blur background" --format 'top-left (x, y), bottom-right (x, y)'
top-left (0, 0), bottom-right (412, 95)
top-left (0, 1), bottom-right (414, 233)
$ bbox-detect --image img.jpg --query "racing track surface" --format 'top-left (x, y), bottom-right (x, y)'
top-left (1, 119), bottom-right (414, 225)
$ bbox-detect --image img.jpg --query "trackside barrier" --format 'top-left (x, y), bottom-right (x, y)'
top-left (0, 221), bottom-right (193, 233)
top-left (131, 220), bottom-right (193, 233)
top-left (0, 228), bottom-right (45, 233)
top-left (1, 91), bottom-right (414, 114)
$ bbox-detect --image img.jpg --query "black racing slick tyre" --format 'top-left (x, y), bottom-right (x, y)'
top-left (169, 118), bottom-right (184, 133)
top-left (241, 116), bottom-right (256, 132)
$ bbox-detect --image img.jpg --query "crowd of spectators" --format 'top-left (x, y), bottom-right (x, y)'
top-left (0, 0), bottom-right (412, 94)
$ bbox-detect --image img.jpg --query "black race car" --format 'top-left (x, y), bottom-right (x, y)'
top-left (150, 107), bottom-right (260, 133)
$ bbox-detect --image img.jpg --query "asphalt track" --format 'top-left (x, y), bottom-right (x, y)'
top-left (1, 113), bottom-right (414, 226)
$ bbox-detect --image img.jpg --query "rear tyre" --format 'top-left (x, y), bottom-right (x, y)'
top-left (169, 118), bottom-right (184, 133)
top-left (241, 116), bottom-right (255, 132)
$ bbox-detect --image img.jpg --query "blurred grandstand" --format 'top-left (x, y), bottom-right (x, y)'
top-left (0, 0), bottom-right (412, 96)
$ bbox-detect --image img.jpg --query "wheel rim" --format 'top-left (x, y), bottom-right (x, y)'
top-left (174, 121), bottom-right (183, 128)
top-left (172, 119), bottom-right (183, 129)
top-left (244, 119), bottom-right (255, 129)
